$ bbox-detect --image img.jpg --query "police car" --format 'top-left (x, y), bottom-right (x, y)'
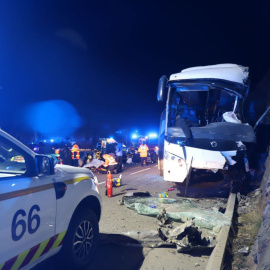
top-left (0, 129), bottom-right (102, 270)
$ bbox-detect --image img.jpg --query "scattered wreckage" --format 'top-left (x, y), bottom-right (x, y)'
top-left (119, 193), bottom-right (229, 252)
top-left (157, 64), bottom-right (256, 191)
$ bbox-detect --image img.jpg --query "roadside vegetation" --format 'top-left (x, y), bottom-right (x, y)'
top-left (232, 196), bottom-right (263, 269)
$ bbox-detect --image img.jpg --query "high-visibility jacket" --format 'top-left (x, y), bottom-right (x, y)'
top-left (71, 144), bottom-right (80, 160)
top-left (138, 144), bottom-right (149, 157)
top-left (102, 154), bottom-right (118, 167)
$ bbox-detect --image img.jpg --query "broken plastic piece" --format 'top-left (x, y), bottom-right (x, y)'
top-left (122, 219), bottom-right (216, 252)
top-left (223, 111), bottom-right (242, 123)
top-left (159, 192), bottom-right (169, 198)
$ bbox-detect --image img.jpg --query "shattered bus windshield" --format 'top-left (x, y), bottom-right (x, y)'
top-left (168, 87), bottom-right (238, 129)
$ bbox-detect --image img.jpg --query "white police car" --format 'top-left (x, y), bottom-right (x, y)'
top-left (0, 129), bottom-right (102, 270)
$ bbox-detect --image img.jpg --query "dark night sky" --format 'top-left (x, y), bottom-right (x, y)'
top-left (1, 0), bottom-right (270, 140)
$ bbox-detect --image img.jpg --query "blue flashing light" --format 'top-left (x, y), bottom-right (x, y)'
top-left (149, 133), bottom-right (157, 138)
top-left (132, 134), bottom-right (138, 139)
top-left (50, 139), bottom-right (54, 142)
top-left (44, 140), bottom-right (47, 142)
top-left (24, 100), bottom-right (82, 137)
top-left (177, 140), bottom-right (185, 146)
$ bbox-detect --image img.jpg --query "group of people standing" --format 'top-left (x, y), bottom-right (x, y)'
top-left (101, 141), bottom-right (150, 171)
top-left (59, 140), bottom-right (151, 173)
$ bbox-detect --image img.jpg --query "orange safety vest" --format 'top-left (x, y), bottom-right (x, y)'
top-left (102, 154), bottom-right (118, 167)
top-left (71, 144), bottom-right (80, 160)
top-left (138, 144), bottom-right (149, 157)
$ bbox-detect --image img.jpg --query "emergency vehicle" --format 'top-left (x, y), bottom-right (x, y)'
top-left (96, 137), bottom-right (117, 154)
top-left (0, 129), bottom-right (102, 269)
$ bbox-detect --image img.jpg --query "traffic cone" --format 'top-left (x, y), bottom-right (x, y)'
top-left (107, 171), bottom-right (113, 197)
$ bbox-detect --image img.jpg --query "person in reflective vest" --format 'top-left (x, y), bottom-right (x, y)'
top-left (138, 142), bottom-right (149, 167)
top-left (101, 154), bottom-right (118, 173)
top-left (71, 143), bottom-right (80, 166)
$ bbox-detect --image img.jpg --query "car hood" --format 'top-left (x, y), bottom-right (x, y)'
top-left (55, 164), bottom-right (93, 175)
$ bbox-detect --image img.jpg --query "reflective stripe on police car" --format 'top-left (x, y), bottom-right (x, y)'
top-left (0, 231), bottom-right (66, 270)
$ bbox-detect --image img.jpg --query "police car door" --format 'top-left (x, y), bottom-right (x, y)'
top-left (0, 138), bottom-right (56, 269)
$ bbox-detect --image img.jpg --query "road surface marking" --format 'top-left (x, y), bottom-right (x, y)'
top-left (130, 168), bottom-right (150, 175)
top-left (154, 165), bottom-right (158, 167)
top-left (98, 181), bottom-right (106, 185)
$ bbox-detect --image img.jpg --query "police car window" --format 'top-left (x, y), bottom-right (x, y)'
top-left (0, 141), bottom-right (26, 177)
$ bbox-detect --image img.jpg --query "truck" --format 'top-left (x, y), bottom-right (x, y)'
top-left (157, 63), bottom-right (256, 190)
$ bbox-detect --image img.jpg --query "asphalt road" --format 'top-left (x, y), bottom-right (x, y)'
top-left (35, 162), bottom-right (229, 270)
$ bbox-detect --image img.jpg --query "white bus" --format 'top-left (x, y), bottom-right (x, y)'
top-left (157, 64), bottom-right (256, 188)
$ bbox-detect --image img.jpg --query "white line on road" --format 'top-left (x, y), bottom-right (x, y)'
top-left (97, 181), bottom-right (106, 185)
top-left (130, 168), bottom-right (150, 175)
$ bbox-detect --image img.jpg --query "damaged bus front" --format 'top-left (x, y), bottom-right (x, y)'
top-left (157, 64), bottom-right (256, 185)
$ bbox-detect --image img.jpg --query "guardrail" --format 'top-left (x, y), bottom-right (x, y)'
top-left (205, 192), bottom-right (236, 270)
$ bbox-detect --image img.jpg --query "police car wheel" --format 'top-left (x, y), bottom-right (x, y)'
top-left (61, 209), bottom-right (99, 269)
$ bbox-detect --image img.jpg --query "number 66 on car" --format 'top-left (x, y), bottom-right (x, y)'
top-left (0, 129), bottom-right (102, 270)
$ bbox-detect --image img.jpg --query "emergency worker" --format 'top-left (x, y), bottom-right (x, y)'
top-left (71, 143), bottom-right (80, 166)
top-left (80, 153), bottom-right (92, 167)
top-left (60, 144), bottom-right (72, 165)
top-left (115, 142), bottom-right (123, 172)
top-left (101, 154), bottom-right (118, 174)
top-left (138, 142), bottom-right (149, 166)
top-left (132, 149), bottom-right (140, 164)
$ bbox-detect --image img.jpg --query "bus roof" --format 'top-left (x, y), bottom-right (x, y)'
top-left (169, 64), bottom-right (249, 85)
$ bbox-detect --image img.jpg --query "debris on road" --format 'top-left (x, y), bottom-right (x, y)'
top-left (238, 246), bottom-right (250, 255)
top-left (122, 196), bottom-right (230, 231)
top-left (122, 230), bottom-right (162, 243)
top-left (124, 191), bottom-right (151, 197)
top-left (157, 208), bottom-right (168, 226)
top-left (122, 219), bottom-right (216, 252)
top-left (113, 175), bottom-right (123, 187)
top-left (159, 191), bottom-right (169, 198)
